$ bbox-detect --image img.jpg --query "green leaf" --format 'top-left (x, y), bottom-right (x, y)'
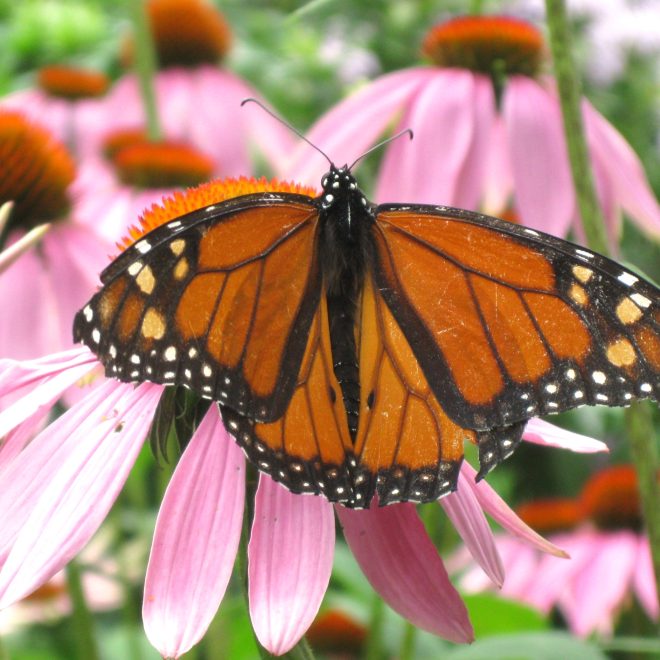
top-left (444, 631), bottom-right (608, 660)
top-left (463, 594), bottom-right (548, 637)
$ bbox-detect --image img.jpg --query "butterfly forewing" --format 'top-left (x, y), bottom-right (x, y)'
top-left (74, 194), bottom-right (322, 422)
top-left (372, 205), bottom-right (659, 433)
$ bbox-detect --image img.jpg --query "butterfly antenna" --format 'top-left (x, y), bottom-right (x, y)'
top-left (348, 128), bottom-right (414, 171)
top-left (241, 97), bottom-right (333, 166)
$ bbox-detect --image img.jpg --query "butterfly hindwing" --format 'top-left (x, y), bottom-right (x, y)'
top-left (350, 274), bottom-right (469, 506)
top-left (74, 194), bottom-right (322, 422)
top-left (372, 205), bottom-right (659, 433)
top-left (221, 294), bottom-right (356, 502)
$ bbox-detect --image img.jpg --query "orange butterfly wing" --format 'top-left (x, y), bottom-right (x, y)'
top-left (371, 206), bottom-right (658, 477)
top-left (74, 195), bottom-right (322, 422)
top-left (221, 294), bottom-right (357, 502)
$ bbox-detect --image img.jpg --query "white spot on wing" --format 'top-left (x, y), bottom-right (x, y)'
top-left (617, 272), bottom-right (638, 286)
top-left (135, 240), bottom-right (151, 254)
top-left (630, 293), bottom-right (651, 309)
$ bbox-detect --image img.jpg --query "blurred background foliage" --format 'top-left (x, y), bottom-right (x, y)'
top-left (0, 1), bottom-right (658, 659)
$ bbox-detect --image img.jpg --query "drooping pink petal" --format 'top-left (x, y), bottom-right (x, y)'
top-left (286, 68), bottom-right (435, 186)
top-left (632, 536), bottom-right (659, 621)
top-left (184, 67), bottom-right (252, 177)
top-left (523, 418), bottom-right (608, 454)
top-left (376, 69), bottom-right (479, 205)
top-left (495, 538), bottom-right (545, 601)
top-left (441, 468), bottom-right (504, 587)
top-left (249, 475), bottom-right (335, 656)
top-left (0, 381), bottom-right (162, 608)
top-left (452, 73), bottom-right (496, 210)
top-left (0, 406), bottom-right (49, 473)
top-left (0, 347), bottom-right (99, 438)
top-left (481, 115), bottom-right (514, 216)
top-left (462, 462), bottom-right (566, 557)
top-left (211, 71), bottom-right (296, 177)
top-left (559, 531), bottom-right (638, 636)
top-left (503, 76), bottom-right (575, 236)
top-left (337, 501), bottom-right (474, 643)
top-left (583, 99), bottom-right (660, 238)
top-left (520, 530), bottom-right (594, 612)
top-left (0, 241), bottom-right (60, 360)
top-left (40, 223), bottom-right (112, 355)
top-left (589, 144), bottom-right (621, 252)
top-left (143, 407), bottom-right (245, 659)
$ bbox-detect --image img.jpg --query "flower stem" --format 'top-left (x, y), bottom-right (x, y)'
top-left (400, 620), bottom-right (417, 660)
top-left (544, 0), bottom-right (609, 256)
top-left (0, 634), bottom-right (9, 660)
top-left (545, 0), bottom-right (660, 606)
top-left (66, 560), bottom-right (101, 660)
top-left (130, 0), bottom-right (162, 141)
top-left (626, 403), bottom-right (660, 602)
top-left (364, 594), bottom-right (385, 660)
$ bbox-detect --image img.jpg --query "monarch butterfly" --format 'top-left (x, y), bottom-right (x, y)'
top-left (74, 150), bottom-right (659, 509)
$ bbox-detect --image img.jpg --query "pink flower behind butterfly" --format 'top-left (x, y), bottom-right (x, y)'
top-left (0, 111), bottom-right (112, 360)
top-left (453, 465), bottom-right (659, 636)
top-left (285, 15), bottom-right (660, 245)
top-left (103, 0), bottom-right (294, 180)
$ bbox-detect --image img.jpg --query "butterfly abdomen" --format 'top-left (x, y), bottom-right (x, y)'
top-left (318, 165), bottom-right (375, 441)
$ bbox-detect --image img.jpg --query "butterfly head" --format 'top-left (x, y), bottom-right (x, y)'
top-left (320, 165), bottom-right (365, 209)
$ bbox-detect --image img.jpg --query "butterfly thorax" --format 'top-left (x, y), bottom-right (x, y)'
top-left (317, 165), bottom-right (374, 439)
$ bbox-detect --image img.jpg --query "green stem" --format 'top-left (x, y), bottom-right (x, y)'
top-left (130, 0), bottom-right (162, 141)
top-left (544, 0), bottom-right (609, 256)
top-left (626, 403), bottom-right (660, 608)
top-left (400, 621), bottom-right (417, 660)
top-left (66, 560), bottom-right (101, 660)
top-left (363, 594), bottom-right (385, 660)
top-left (545, 0), bottom-right (660, 612)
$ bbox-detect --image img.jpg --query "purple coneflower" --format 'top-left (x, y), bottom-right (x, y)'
top-left (454, 464), bottom-right (658, 636)
top-left (0, 111), bottom-right (112, 360)
top-left (0, 175), bottom-right (609, 657)
top-left (104, 0), bottom-right (294, 179)
top-left (285, 15), bottom-right (660, 244)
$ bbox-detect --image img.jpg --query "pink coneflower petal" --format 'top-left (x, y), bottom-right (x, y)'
top-left (521, 530), bottom-right (594, 612)
top-left (143, 407), bottom-right (245, 658)
top-left (40, 224), bottom-right (111, 354)
top-left (337, 502), bottom-right (474, 643)
top-left (0, 407), bottom-right (48, 473)
top-left (0, 245), bottom-right (59, 360)
top-left (503, 76), bottom-right (575, 236)
top-left (0, 347), bottom-right (98, 438)
top-left (192, 68), bottom-right (295, 178)
top-left (462, 462), bottom-right (567, 557)
top-left (249, 474), bottom-right (335, 655)
top-left (632, 536), bottom-right (659, 620)
top-left (441, 468), bottom-right (504, 587)
top-left (561, 530), bottom-right (638, 636)
top-left (583, 99), bottom-right (660, 238)
top-left (376, 69), bottom-right (485, 206)
top-left (496, 538), bottom-right (543, 597)
top-left (0, 381), bottom-right (162, 608)
top-left (482, 115), bottom-right (514, 215)
top-left (286, 68), bottom-right (435, 185)
top-left (523, 418), bottom-right (608, 454)
top-left (451, 74), bottom-right (496, 210)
